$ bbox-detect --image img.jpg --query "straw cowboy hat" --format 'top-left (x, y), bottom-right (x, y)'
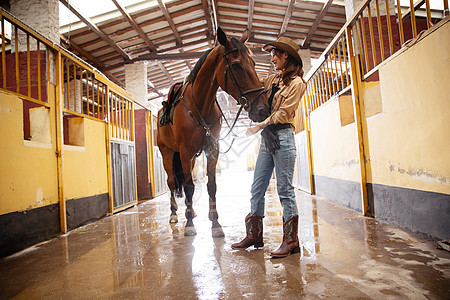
top-left (263, 37), bottom-right (303, 68)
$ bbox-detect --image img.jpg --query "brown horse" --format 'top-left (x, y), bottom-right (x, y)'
top-left (157, 27), bottom-right (269, 237)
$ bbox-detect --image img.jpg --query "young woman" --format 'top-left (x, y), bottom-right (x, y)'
top-left (231, 37), bottom-right (307, 258)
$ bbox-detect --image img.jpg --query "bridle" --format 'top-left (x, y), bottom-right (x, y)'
top-left (222, 47), bottom-right (266, 110)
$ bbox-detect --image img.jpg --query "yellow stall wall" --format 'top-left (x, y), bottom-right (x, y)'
top-left (310, 96), bottom-right (361, 182)
top-left (369, 21), bottom-right (450, 195)
top-left (0, 91), bottom-right (58, 215)
top-left (63, 118), bottom-right (108, 200)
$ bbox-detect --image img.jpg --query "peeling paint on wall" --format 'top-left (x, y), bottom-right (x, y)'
top-left (36, 187), bottom-right (43, 206)
top-left (389, 165), bottom-right (449, 185)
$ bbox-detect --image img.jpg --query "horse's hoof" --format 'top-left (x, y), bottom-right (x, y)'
top-left (184, 226), bottom-right (197, 236)
top-left (169, 215), bottom-right (178, 223)
top-left (212, 227), bottom-right (225, 238)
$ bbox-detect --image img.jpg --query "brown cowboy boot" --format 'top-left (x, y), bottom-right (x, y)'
top-left (271, 215), bottom-right (300, 258)
top-left (231, 214), bottom-right (264, 249)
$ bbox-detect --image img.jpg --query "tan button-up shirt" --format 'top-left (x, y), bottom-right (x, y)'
top-left (259, 73), bottom-right (307, 130)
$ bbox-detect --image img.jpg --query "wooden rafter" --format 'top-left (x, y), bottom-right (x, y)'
top-left (280, 0), bottom-right (297, 37)
top-left (148, 80), bottom-right (164, 97)
top-left (111, 0), bottom-right (158, 53)
top-left (157, 62), bottom-right (175, 85)
top-left (302, 0), bottom-right (334, 47)
top-left (59, 0), bottom-right (131, 61)
top-left (157, 0), bottom-right (183, 45)
top-left (211, 0), bottom-right (221, 31)
top-left (247, 0), bottom-right (255, 37)
top-left (201, 0), bottom-right (215, 36)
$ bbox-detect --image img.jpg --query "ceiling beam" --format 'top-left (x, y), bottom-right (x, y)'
top-left (302, 0), bottom-right (334, 47)
top-left (157, 0), bottom-right (183, 45)
top-left (211, 0), bottom-right (221, 32)
top-left (201, 0), bottom-right (215, 36)
top-left (59, 0), bottom-right (131, 61)
top-left (247, 0), bottom-right (255, 37)
top-left (157, 62), bottom-right (175, 85)
top-left (148, 80), bottom-right (164, 98)
top-left (132, 52), bottom-right (205, 62)
top-left (111, 0), bottom-right (158, 53)
top-left (279, 0), bottom-right (296, 37)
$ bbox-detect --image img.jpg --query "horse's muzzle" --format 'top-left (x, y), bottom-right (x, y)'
top-left (249, 107), bottom-right (270, 123)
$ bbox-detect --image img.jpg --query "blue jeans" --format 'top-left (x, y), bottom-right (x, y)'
top-left (250, 128), bottom-right (298, 222)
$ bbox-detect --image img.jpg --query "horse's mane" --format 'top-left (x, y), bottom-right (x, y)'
top-left (186, 48), bottom-right (213, 83)
top-left (186, 37), bottom-right (249, 84)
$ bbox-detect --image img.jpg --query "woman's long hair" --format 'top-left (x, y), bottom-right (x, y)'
top-left (274, 49), bottom-right (304, 86)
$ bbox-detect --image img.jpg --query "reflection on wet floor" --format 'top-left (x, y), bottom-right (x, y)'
top-left (0, 169), bottom-right (449, 299)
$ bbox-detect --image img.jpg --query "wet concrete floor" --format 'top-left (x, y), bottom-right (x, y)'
top-left (1, 169), bottom-right (449, 299)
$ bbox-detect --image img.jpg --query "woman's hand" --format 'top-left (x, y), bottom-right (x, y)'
top-left (246, 124), bottom-right (263, 136)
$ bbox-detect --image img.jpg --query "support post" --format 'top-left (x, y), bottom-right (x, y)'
top-left (345, 27), bottom-right (371, 216)
top-left (55, 50), bottom-right (67, 232)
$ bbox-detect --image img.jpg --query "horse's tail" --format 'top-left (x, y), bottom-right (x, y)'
top-left (172, 152), bottom-right (185, 197)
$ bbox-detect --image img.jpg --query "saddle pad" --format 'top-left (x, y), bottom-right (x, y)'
top-left (159, 82), bottom-right (183, 126)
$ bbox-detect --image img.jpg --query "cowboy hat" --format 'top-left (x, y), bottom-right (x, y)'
top-left (263, 37), bottom-right (303, 68)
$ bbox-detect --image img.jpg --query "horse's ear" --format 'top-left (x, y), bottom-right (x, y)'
top-left (240, 28), bottom-right (249, 43)
top-left (217, 27), bottom-right (228, 47)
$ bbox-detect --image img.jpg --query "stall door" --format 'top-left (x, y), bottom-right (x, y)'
top-left (111, 141), bottom-right (137, 210)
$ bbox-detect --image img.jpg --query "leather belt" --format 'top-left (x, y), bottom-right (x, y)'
top-left (272, 123), bottom-right (292, 130)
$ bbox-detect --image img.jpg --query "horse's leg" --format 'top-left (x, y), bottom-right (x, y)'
top-left (181, 154), bottom-right (197, 236)
top-left (160, 146), bottom-right (178, 223)
top-left (207, 149), bottom-right (225, 238)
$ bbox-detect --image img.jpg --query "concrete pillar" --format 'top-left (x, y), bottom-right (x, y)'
top-left (125, 62), bottom-right (151, 200)
top-left (125, 62), bottom-right (148, 107)
top-left (10, 0), bottom-right (59, 85)
top-left (10, 0), bottom-right (60, 45)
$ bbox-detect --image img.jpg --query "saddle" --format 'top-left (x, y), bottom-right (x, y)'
top-left (159, 81), bottom-right (184, 126)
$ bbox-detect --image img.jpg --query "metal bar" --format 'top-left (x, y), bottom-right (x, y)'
top-left (313, 77), bottom-right (319, 110)
top-left (73, 64), bottom-right (77, 113)
top-left (55, 51), bottom-right (67, 233)
top-left (367, 4), bottom-right (378, 67)
top-left (14, 26), bottom-right (19, 93)
top-left (318, 70), bottom-right (326, 104)
top-left (355, 20), bottom-right (365, 75)
top-left (86, 71), bottom-right (90, 116)
top-left (102, 84), bottom-right (105, 120)
top-left (375, 0), bottom-right (385, 60)
top-left (2, 17), bottom-right (6, 89)
top-left (332, 48), bottom-right (340, 92)
top-left (345, 27), bottom-right (369, 216)
top-left (91, 74), bottom-right (95, 117)
top-left (425, 0), bottom-right (432, 28)
top-left (27, 34), bottom-right (31, 97)
top-left (356, 18), bottom-right (370, 78)
top-left (66, 59), bottom-right (70, 110)
top-left (130, 102), bottom-right (135, 142)
top-left (115, 93), bottom-right (119, 139)
top-left (327, 56), bottom-right (336, 96)
top-left (37, 42), bottom-right (41, 101)
top-left (337, 39), bottom-right (345, 90)
top-left (385, 0), bottom-right (394, 55)
top-left (397, 0), bottom-right (405, 44)
top-left (410, 0), bottom-right (417, 37)
top-left (97, 81), bottom-right (100, 118)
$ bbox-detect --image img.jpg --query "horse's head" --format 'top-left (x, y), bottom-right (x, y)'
top-left (216, 28), bottom-right (269, 123)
